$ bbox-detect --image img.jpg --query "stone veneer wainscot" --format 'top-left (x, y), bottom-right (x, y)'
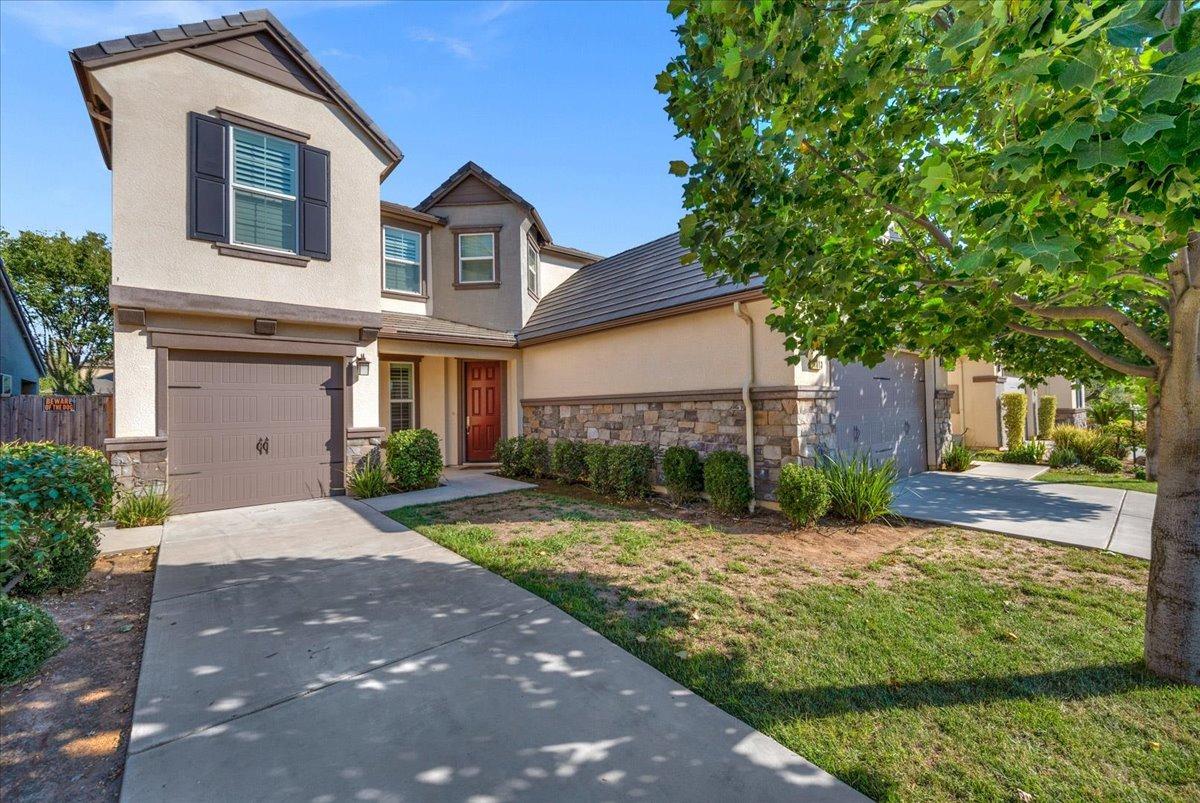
top-left (522, 387), bottom-right (837, 501)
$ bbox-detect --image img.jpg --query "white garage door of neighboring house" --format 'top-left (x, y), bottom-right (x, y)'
top-left (831, 354), bottom-right (927, 477)
top-left (167, 351), bottom-right (344, 514)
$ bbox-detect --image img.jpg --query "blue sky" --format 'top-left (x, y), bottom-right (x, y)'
top-left (0, 0), bottom-right (688, 256)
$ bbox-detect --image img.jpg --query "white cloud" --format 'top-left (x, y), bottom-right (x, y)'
top-left (409, 28), bottom-right (476, 61)
top-left (1, 0), bottom-right (380, 48)
top-left (474, 0), bottom-right (523, 25)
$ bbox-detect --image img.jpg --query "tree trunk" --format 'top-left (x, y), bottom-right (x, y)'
top-left (1144, 286), bottom-right (1200, 684)
top-left (1145, 383), bottom-right (1160, 481)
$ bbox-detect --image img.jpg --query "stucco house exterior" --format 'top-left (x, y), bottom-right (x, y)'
top-left (941, 359), bottom-right (1087, 449)
top-left (69, 9), bottom-right (1074, 514)
top-left (1, 258), bottom-right (46, 396)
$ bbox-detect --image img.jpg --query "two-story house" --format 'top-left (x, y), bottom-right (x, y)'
top-left (70, 9), bottom-right (1074, 515)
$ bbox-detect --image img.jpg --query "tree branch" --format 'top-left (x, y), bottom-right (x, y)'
top-left (1005, 321), bottom-right (1157, 379)
top-left (1010, 296), bottom-right (1171, 364)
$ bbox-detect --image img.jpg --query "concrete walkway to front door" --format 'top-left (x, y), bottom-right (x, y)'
top-left (893, 472), bottom-right (1154, 559)
top-left (120, 496), bottom-right (863, 801)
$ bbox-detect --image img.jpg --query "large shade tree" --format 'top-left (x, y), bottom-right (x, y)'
top-left (659, 1), bottom-right (1199, 682)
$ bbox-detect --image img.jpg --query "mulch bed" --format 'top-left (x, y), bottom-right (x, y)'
top-left (1, 547), bottom-right (157, 802)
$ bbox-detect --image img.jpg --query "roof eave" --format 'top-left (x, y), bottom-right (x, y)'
top-left (1, 260), bottom-right (47, 374)
top-left (517, 286), bottom-right (767, 347)
top-left (378, 331), bottom-right (517, 348)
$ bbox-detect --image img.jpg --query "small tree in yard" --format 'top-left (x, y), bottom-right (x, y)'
top-left (660, 2), bottom-right (1199, 682)
top-left (1001, 392), bottom-right (1028, 447)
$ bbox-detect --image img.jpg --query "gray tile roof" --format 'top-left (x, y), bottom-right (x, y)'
top-left (380, 312), bottom-right (516, 347)
top-left (70, 9), bottom-right (402, 169)
top-left (518, 232), bottom-right (765, 343)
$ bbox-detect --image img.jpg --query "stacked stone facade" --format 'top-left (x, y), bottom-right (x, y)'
top-left (105, 437), bottom-right (168, 493)
top-left (1055, 407), bottom-right (1088, 428)
top-left (933, 388), bottom-right (955, 468)
top-left (345, 427), bottom-right (385, 472)
top-left (522, 388), bottom-right (836, 500)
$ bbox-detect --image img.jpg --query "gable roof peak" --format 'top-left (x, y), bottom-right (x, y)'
top-left (415, 161), bottom-right (551, 243)
top-left (70, 8), bottom-right (402, 178)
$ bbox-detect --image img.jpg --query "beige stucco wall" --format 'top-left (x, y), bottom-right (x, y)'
top-left (520, 298), bottom-right (822, 400)
top-left (427, 203), bottom-right (531, 332)
top-left (93, 52), bottom-right (390, 314)
top-left (523, 251), bottom-right (587, 324)
top-left (112, 326), bottom-right (156, 436)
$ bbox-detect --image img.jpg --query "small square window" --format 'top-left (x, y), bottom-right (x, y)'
top-left (458, 232), bottom-right (496, 283)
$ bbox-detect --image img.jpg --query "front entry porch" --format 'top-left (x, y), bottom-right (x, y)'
top-left (375, 334), bottom-right (520, 468)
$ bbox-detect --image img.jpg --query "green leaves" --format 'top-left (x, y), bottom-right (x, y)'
top-left (668, 160), bottom-right (690, 177)
top-left (1039, 121), bottom-right (1094, 152)
top-left (1073, 139), bottom-right (1131, 169)
top-left (1121, 113), bottom-right (1175, 145)
top-left (1057, 47), bottom-right (1100, 90)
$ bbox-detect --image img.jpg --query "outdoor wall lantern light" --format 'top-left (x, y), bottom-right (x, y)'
top-left (354, 355), bottom-right (370, 377)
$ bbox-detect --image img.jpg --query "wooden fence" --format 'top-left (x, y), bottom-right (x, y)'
top-left (0, 395), bottom-right (114, 450)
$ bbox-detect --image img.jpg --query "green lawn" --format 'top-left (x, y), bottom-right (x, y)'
top-left (1037, 468), bottom-right (1158, 494)
top-left (390, 490), bottom-right (1198, 802)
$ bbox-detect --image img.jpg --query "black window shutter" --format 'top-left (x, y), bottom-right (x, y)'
top-left (298, 145), bottom-right (331, 260)
top-left (187, 112), bottom-right (228, 242)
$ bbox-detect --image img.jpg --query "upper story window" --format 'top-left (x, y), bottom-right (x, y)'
top-left (526, 239), bottom-right (539, 298)
top-left (383, 226), bottom-right (422, 295)
top-left (231, 127), bottom-right (298, 253)
top-left (458, 232), bottom-right (496, 284)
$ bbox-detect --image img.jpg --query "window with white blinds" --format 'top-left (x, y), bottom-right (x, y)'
top-left (383, 227), bottom-right (422, 294)
top-left (526, 239), bottom-right (539, 297)
top-left (458, 232), bottom-right (496, 283)
top-left (389, 362), bottom-right (416, 431)
top-left (230, 127), bottom-right (298, 253)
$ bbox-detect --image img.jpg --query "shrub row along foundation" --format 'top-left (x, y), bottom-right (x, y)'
top-left (521, 388), bottom-right (837, 501)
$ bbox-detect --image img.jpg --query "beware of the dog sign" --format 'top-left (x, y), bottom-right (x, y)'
top-left (43, 397), bottom-right (76, 412)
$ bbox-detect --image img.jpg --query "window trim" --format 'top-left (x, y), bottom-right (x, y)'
top-left (526, 236), bottom-right (540, 300)
top-left (453, 226), bottom-right (501, 288)
top-left (381, 225), bottom-right (425, 297)
top-left (387, 359), bottom-right (420, 432)
top-left (228, 124), bottom-right (300, 256)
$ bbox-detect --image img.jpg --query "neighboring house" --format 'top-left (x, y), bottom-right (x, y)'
top-left (1, 258), bottom-right (46, 395)
top-left (79, 363), bottom-right (116, 395)
top-left (69, 9), bottom-right (1069, 515)
top-left (942, 358), bottom-right (1086, 448)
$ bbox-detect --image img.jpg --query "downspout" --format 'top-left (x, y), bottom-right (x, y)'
top-left (733, 301), bottom-right (756, 511)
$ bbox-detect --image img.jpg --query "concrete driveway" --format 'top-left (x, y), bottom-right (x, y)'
top-left (122, 497), bottom-right (862, 802)
top-left (893, 472), bottom-right (1154, 559)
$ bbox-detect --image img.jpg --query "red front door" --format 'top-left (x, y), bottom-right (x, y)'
top-left (465, 361), bottom-right (502, 462)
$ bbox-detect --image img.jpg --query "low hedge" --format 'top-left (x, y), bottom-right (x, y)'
top-left (1, 442), bottom-right (112, 596)
top-left (703, 451), bottom-right (753, 516)
top-left (495, 436), bottom-right (550, 479)
top-left (1002, 441), bottom-right (1046, 465)
top-left (608, 444), bottom-right (655, 500)
top-left (584, 443), bottom-right (615, 495)
top-left (1, 595), bottom-right (65, 685)
top-left (551, 439), bottom-right (587, 484)
top-left (495, 437), bottom-right (522, 478)
top-left (662, 446), bottom-right (704, 502)
top-left (777, 464), bottom-right (830, 527)
top-left (1091, 455), bottom-right (1122, 474)
top-left (1050, 425), bottom-right (1121, 466)
top-left (384, 429), bottom-right (442, 491)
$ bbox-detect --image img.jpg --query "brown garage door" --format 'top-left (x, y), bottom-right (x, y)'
top-left (168, 351), bottom-right (344, 514)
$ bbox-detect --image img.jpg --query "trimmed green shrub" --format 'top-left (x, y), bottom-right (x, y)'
top-left (1050, 425), bottom-right (1121, 465)
top-left (820, 453), bottom-right (896, 524)
top-left (344, 456), bottom-right (389, 499)
top-left (384, 429), bottom-right (442, 491)
top-left (1101, 419), bottom-right (1146, 454)
top-left (974, 448), bottom-right (1004, 462)
top-left (777, 464), bottom-right (830, 527)
top-left (1002, 441), bottom-right (1046, 464)
top-left (1091, 455), bottom-right (1122, 474)
top-left (584, 443), bottom-right (615, 495)
top-left (494, 437), bottom-right (523, 478)
top-left (1, 442), bottom-right (112, 596)
top-left (1134, 467), bottom-right (1147, 480)
top-left (1037, 395), bottom-right (1057, 438)
top-left (940, 442), bottom-right (974, 472)
top-left (609, 444), bottom-right (655, 500)
top-left (1049, 446), bottom-right (1080, 468)
top-left (662, 446), bottom-right (704, 502)
top-left (703, 451), bottom-right (753, 516)
top-left (518, 437), bottom-right (551, 479)
top-left (550, 439), bottom-right (587, 484)
top-left (0, 596), bottom-right (65, 684)
top-left (1000, 392), bottom-right (1027, 447)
